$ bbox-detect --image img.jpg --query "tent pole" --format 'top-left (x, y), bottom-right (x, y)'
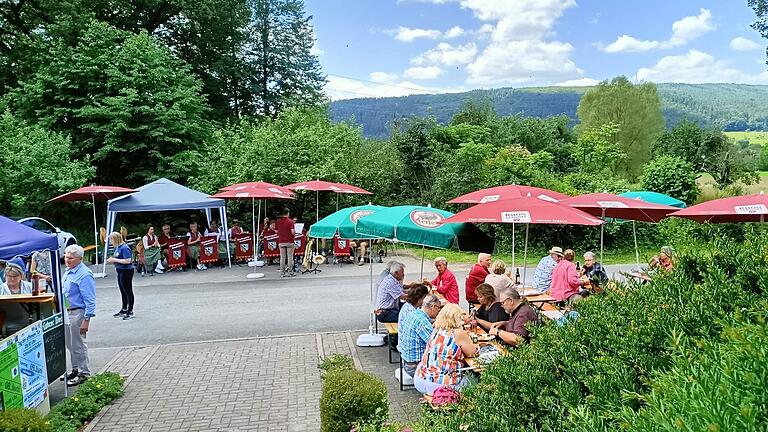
top-left (633, 221), bottom-right (640, 269)
top-left (222, 206), bottom-right (231, 268)
top-left (91, 194), bottom-right (105, 278)
top-left (522, 224), bottom-right (529, 288)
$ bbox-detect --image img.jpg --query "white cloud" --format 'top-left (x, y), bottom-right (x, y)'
top-left (403, 66), bottom-right (443, 80)
top-left (670, 8), bottom-right (714, 43)
top-left (730, 37), bottom-right (762, 51)
top-left (397, 0), bottom-right (457, 3)
top-left (601, 8), bottom-right (714, 53)
top-left (411, 42), bottom-right (477, 66)
top-left (390, 26), bottom-right (442, 42)
top-left (602, 35), bottom-right (660, 53)
top-left (460, 0), bottom-right (585, 86)
top-left (636, 50), bottom-right (768, 84)
top-left (324, 75), bottom-right (462, 101)
top-left (444, 26), bottom-right (465, 39)
top-left (554, 78), bottom-right (600, 87)
top-left (369, 72), bottom-right (398, 83)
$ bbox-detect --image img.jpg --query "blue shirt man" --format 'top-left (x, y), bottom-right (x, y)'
top-left (63, 245), bottom-right (96, 385)
top-left (398, 294), bottom-right (441, 376)
top-left (532, 247), bottom-right (563, 293)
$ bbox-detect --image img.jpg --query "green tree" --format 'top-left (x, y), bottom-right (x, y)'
top-left (391, 116), bottom-right (440, 200)
top-left (749, 0), bottom-right (768, 64)
top-left (572, 123), bottom-right (625, 176)
top-left (450, 99), bottom-right (497, 127)
top-left (576, 76), bottom-right (665, 180)
top-left (640, 156), bottom-right (699, 204)
top-left (10, 21), bottom-right (210, 186)
top-left (654, 120), bottom-right (759, 187)
top-left (244, 0), bottom-right (326, 117)
top-left (0, 110), bottom-right (93, 216)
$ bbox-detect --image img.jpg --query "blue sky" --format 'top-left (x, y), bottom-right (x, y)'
top-left (303, 0), bottom-right (768, 100)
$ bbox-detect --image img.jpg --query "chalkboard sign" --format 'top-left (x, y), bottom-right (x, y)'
top-left (42, 313), bottom-right (65, 384)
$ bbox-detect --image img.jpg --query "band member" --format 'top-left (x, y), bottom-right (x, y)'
top-left (142, 225), bottom-right (163, 276)
top-left (187, 222), bottom-right (206, 271)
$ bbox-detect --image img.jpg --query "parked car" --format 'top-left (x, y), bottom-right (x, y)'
top-left (17, 217), bottom-right (78, 257)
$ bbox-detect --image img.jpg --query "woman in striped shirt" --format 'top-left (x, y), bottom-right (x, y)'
top-left (414, 303), bottom-right (479, 395)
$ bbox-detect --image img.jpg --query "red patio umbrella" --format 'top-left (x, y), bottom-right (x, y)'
top-left (212, 186), bottom-right (294, 279)
top-left (669, 193), bottom-right (768, 223)
top-left (447, 184), bottom-right (569, 204)
top-left (561, 192), bottom-right (679, 264)
top-left (221, 181), bottom-right (294, 196)
top-left (443, 197), bottom-right (603, 283)
top-left (285, 179), bottom-right (373, 221)
top-left (49, 185), bottom-right (137, 277)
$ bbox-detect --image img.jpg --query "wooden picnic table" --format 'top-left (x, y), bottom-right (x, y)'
top-left (464, 326), bottom-right (508, 372)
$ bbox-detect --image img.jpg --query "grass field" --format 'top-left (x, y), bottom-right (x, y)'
top-left (725, 131), bottom-right (768, 146)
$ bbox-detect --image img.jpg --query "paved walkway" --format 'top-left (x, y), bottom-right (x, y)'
top-left (86, 332), bottom-right (420, 432)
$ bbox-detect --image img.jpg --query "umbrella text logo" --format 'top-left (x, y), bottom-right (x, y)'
top-left (350, 210), bottom-right (374, 223)
top-left (410, 211), bottom-right (444, 228)
top-left (735, 204), bottom-right (768, 214)
top-left (501, 211), bottom-right (532, 223)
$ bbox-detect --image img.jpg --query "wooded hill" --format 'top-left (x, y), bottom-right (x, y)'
top-left (329, 83), bottom-right (768, 137)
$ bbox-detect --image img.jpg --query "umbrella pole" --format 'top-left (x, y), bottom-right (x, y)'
top-left (522, 224), bottom-right (529, 288)
top-left (633, 221), bottom-right (640, 269)
top-left (600, 209), bottom-right (605, 264)
top-left (512, 222), bottom-right (516, 272)
top-left (420, 245), bottom-right (425, 280)
top-left (316, 190), bottom-right (320, 255)
top-left (91, 194), bottom-right (105, 278)
top-left (336, 193), bottom-right (339, 212)
top-left (252, 198), bottom-right (257, 263)
top-left (356, 236), bottom-right (384, 346)
top-left (247, 199), bottom-right (265, 279)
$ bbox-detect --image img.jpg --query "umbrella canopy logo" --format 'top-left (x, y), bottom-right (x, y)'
top-left (480, 194), bottom-right (500, 203)
top-left (410, 210), bottom-right (444, 228)
top-left (735, 204), bottom-right (768, 214)
top-left (500, 211), bottom-right (532, 223)
top-left (350, 210), bottom-right (374, 223)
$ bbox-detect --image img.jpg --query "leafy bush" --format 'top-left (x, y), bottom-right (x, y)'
top-left (640, 155), bottom-right (698, 204)
top-left (408, 234), bottom-right (768, 431)
top-left (47, 372), bottom-right (124, 431)
top-left (0, 408), bottom-right (51, 432)
top-left (320, 369), bottom-right (388, 432)
top-left (318, 354), bottom-right (355, 378)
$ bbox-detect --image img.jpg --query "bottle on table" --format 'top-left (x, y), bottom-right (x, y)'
top-left (469, 311), bottom-right (478, 332)
top-left (31, 272), bottom-right (39, 296)
top-left (515, 268), bottom-right (521, 285)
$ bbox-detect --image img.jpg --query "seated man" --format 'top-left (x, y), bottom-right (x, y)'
top-left (489, 288), bottom-right (539, 346)
top-left (580, 251), bottom-right (608, 292)
top-left (349, 240), bottom-right (368, 266)
top-left (465, 253), bottom-right (491, 304)
top-left (0, 260), bottom-right (33, 295)
top-left (531, 247), bottom-right (563, 293)
top-left (398, 293), bottom-right (442, 377)
top-left (431, 257), bottom-right (459, 304)
top-left (374, 261), bottom-right (407, 323)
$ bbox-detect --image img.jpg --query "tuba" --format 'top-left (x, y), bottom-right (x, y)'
top-left (302, 238), bottom-right (315, 271)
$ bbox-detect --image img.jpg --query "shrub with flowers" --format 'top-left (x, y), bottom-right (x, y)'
top-left (47, 372), bottom-right (124, 432)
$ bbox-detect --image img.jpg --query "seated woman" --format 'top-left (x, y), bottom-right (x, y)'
top-left (414, 303), bottom-right (479, 395)
top-left (187, 222), bottom-right (206, 271)
top-left (0, 261), bottom-right (33, 295)
top-left (474, 283), bottom-right (509, 331)
top-left (143, 225), bottom-right (163, 276)
top-left (484, 259), bottom-right (513, 298)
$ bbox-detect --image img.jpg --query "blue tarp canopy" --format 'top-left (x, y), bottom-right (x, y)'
top-left (107, 178), bottom-right (225, 212)
top-left (0, 215), bottom-right (59, 260)
top-left (104, 178), bottom-right (231, 270)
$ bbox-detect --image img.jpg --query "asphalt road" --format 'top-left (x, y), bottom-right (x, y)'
top-left (87, 256), bottom-right (637, 348)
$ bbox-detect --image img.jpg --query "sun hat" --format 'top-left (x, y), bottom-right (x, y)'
top-left (548, 246), bottom-right (564, 257)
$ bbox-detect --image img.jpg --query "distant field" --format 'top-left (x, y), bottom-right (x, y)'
top-left (725, 131), bottom-right (768, 145)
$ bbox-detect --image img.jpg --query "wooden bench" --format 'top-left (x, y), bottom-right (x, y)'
top-left (384, 322), bottom-right (398, 364)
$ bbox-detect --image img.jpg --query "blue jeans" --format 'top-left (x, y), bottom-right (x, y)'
top-left (376, 308), bottom-right (399, 323)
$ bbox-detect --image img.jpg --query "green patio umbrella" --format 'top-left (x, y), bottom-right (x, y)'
top-left (619, 191), bottom-right (686, 208)
top-left (308, 204), bottom-right (386, 239)
top-left (354, 205), bottom-right (494, 253)
top-left (619, 191), bottom-right (685, 268)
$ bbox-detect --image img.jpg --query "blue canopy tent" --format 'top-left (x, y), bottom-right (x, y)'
top-left (103, 178), bottom-right (231, 273)
top-left (0, 215), bottom-right (68, 387)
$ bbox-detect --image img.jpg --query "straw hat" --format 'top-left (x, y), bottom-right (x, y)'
top-left (548, 246), bottom-right (564, 257)
top-left (313, 254), bottom-right (327, 265)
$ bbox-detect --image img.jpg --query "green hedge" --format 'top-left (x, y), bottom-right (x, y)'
top-left (0, 408), bottom-right (51, 432)
top-left (320, 369), bottom-right (388, 432)
top-left (404, 234), bottom-right (768, 432)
